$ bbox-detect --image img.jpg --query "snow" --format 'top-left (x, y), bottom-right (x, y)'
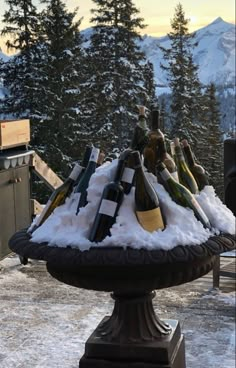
top-left (30, 158), bottom-right (235, 251)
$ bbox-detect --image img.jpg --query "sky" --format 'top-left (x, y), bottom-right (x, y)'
top-left (0, 0), bottom-right (235, 54)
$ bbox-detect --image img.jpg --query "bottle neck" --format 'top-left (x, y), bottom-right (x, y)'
top-left (183, 145), bottom-right (195, 167)
top-left (81, 146), bottom-right (93, 168)
top-left (157, 165), bottom-right (173, 183)
top-left (114, 159), bottom-right (126, 183)
top-left (157, 138), bottom-right (168, 158)
top-left (174, 145), bottom-right (185, 162)
top-left (68, 164), bottom-right (83, 182)
top-left (88, 147), bottom-right (100, 166)
top-left (138, 115), bottom-right (148, 130)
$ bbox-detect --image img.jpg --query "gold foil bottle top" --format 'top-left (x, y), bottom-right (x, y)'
top-left (138, 105), bottom-right (146, 116)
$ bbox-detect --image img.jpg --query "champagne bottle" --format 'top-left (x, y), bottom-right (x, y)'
top-left (156, 162), bottom-right (211, 229)
top-left (29, 163), bottom-right (83, 234)
top-left (130, 106), bottom-right (149, 153)
top-left (173, 137), bottom-right (199, 194)
top-left (132, 151), bottom-right (165, 232)
top-left (157, 138), bottom-right (179, 182)
top-left (75, 147), bottom-right (100, 214)
top-left (143, 109), bottom-right (164, 174)
top-left (73, 145), bottom-right (93, 188)
top-left (89, 155), bottom-right (125, 242)
top-left (182, 139), bottom-right (209, 190)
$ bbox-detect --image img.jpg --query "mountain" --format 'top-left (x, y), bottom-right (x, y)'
top-left (138, 17), bottom-right (235, 93)
top-left (0, 17), bottom-right (235, 96)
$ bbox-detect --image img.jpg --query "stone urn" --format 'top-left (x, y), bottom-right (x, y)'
top-left (9, 229), bottom-right (235, 368)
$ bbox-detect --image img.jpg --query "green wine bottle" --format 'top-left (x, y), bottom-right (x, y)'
top-left (73, 145), bottom-right (93, 188)
top-left (157, 138), bottom-right (179, 182)
top-left (75, 147), bottom-right (100, 214)
top-left (120, 149), bottom-right (135, 195)
top-left (89, 155), bottom-right (125, 242)
top-left (156, 162), bottom-right (211, 229)
top-left (182, 139), bottom-right (209, 190)
top-left (132, 151), bottom-right (165, 232)
top-left (130, 106), bottom-right (150, 153)
top-left (173, 137), bottom-right (199, 194)
top-left (143, 109), bottom-right (164, 174)
top-left (29, 163), bottom-right (83, 234)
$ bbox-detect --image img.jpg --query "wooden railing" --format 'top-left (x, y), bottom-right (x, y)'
top-left (30, 152), bottom-right (63, 216)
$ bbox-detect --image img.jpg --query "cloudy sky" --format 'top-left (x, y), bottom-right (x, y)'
top-left (0, 0), bottom-right (235, 54)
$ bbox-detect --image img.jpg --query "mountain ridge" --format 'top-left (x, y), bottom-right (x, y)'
top-left (0, 17), bottom-right (235, 93)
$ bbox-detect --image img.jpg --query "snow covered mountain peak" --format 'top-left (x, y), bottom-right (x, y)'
top-left (138, 17), bottom-right (235, 91)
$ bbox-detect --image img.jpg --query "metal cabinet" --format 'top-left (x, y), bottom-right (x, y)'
top-left (0, 165), bottom-right (31, 260)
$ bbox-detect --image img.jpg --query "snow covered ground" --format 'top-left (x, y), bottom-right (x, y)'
top-left (0, 254), bottom-right (235, 368)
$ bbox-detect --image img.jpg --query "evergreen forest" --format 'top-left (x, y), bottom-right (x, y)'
top-left (0, 1), bottom-right (228, 200)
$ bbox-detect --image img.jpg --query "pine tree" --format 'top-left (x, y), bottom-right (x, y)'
top-left (0, 0), bottom-right (40, 117)
top-left (159, 3), bottom-right (205, 149)
top-left (81, 0), bottom-right (155, 153)
top-left (203, 83), bottom-right (224, 198)
top-left (31, 0), bottom-right (85, 176)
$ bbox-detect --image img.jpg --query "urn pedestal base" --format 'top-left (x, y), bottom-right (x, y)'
top-left (80, 319), bottom-right (185, 368)
top-left (8, 230), bottom-right (235, 368)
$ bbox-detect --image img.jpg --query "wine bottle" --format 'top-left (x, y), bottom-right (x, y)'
top-left (89, 155), bottom-right (125, 242)
top-left (173, 137), bottom-right (199, 194)
top-left (29, 163), bottom-right (83, 234)
top-left (73, 145), bottom-right (93, 188)
top-left (182, 139), bottom-right (209, 190)
top-left (130, 106), bottom-right (150, 153)
top-left (143, 109), bottom-right (164, 174)
top-left (157, 138), bottom-right (179, 182)
top-left (132, 151), bottom-right (165, 232)
top-left (75, 147), bottom-right (100, 214)
top-left (156, 162), bottom-right (211, 229)
top-left (120, 149), bottom-right (135, 195)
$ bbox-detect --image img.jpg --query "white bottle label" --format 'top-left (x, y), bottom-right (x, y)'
top-left (99, 199), bottom-right (117, 217)
top-left (69, 164), bottom-right (83, 181)
top-left (121, 167), bottom-right (135, 184)
top-left (90, 147), bottom-right (100, 163)
top-left (160, 168), bottom-right (171, 181)
top-left (171, 171), bottom-right (179, 182)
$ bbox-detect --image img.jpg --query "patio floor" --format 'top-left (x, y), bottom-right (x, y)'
top-left (0, 253), bottom-right (235, 368)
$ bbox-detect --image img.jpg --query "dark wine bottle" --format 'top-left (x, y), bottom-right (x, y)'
top-left (130, 105), bottom-right (150, 153)
top-left (157, 138), bottom-right (179, 182)
top-left (156, 162), bottom-right (211, 229)
top-left (75, 147), bottom-right (100, 214)
top-left (173, 138), bottom-right (199, 194)
top-left (120, 149), bottom-right (135, 195)
top-left (132, 151), bottom-right (165, 232)
top-left (73, 145), bottom-right (93, 188)
top-left (143, 109), bottom-right (164, 174)
top-left (182, 139), bottom-right (209, 190)
top-left (29, 163), bottom-right (83, 233)
top-left (89, 156), bottom-right (125, 242)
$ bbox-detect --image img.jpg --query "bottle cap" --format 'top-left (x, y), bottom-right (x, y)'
top-left (173, 137), bottom-right (180, 146)
top-left (130, 151), bottom-right (142, 169)
top-left (138, 105), bottom-right (146, 116)
top-left (182, 139), bottom-right (189, 147)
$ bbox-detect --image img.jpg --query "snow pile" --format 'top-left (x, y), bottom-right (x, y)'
top-left (30, 158), bottom-right (235, 251)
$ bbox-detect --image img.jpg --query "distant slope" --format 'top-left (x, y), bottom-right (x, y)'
top-left (139, 17), bottom-right (235, 92)
top-left (0, 17), bottom-right (235, 95)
